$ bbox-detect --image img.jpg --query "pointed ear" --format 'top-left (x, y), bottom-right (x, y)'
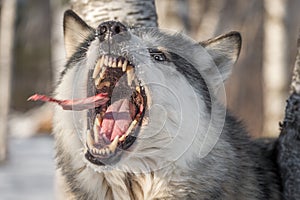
top-left (63, 10), bottom-right (93, 59)
top-left (200, 31), bottom-right (242, 82)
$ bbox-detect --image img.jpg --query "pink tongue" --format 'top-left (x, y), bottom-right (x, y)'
top-left (100, 99), bottom-right (132, 141)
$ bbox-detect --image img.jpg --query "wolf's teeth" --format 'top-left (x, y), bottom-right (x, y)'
top-left (118, 59), bottom-right (123, 68)
top-left (89, 140), bottom-right (115, 156)
top-left (99, 66), bottom-right (107, 80)
top-left (93, 117), bottom-right (100, 143)
top-left (97, 81), bottom-right (110, 89)
top-left (94, 75), bottom-right (101, 88)
top-left (91, 148), bottom-right (97, 155)
top-left (136, 86), bottom-right (140, 93)
top-left (119, 135), bottom-right (126, 142)
top-left (127, 67), bottom-right (134, 86)
top-left (126, 120), bottom-right (138, 135)
top-left (95, 66), bottom-right (108, 87)
top-left (93, 56), bottom-right (104, 79)
top-left (109, 135), bottom-right (119, 152)
top-left (105, 147), bottom-right (111, 155)
top-left (99, 149), bottom-right (106, 155)
top-left (108, 57), bottom-right (113, 67)
top-left (95, 149), bottom-right (100, 155)
top-left (122, 60), bottom-right (128, 72)
top-left (86, 130), bottom-right (95, 148)
top-left (112, 59), bottom-right (117, 68)
top-left (104, 56), bottom-right (108, 66)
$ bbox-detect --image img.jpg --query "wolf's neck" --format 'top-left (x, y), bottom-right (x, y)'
top-left (71, 166), bottom-right (174, 200)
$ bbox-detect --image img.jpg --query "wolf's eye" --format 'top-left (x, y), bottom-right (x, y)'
top-left (152, 53), bottom-right (166, 61)
top-left (149, 48), bottom-right (167, 62)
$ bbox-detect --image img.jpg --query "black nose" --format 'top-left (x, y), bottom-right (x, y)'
top-left (97, 21), bottom-right (127, 38)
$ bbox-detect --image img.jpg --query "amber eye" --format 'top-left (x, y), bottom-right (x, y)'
top-left (148, 48), bottom-right (167, 62)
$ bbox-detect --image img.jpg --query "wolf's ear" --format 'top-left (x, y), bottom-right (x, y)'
top-left (63, 10), bottom-right (93, 59)
top-left (200, 31), bottom-right (241, 82)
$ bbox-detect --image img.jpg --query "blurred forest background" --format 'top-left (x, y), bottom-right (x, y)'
top-left (1, 0), bottom-right (300, 146)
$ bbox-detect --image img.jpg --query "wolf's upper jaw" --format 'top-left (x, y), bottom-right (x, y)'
top-left (85, 54), bottom-right (147, 165)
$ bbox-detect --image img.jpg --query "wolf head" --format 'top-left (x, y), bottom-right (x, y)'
top-left (54, 10), bottom-right (241, 173)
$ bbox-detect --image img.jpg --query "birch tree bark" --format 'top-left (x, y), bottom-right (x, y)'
top-left (263, 0), bottom-right (288, 136)
top-left (276, 0), bottom-right (300, 197)
top-left (70, 0), bottom-right (157, 28)
top-left (51, 0), bottom-right (68, 81)
top-left (0, 0), bottom-right (16, 161)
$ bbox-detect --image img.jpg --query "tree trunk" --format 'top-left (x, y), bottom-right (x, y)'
top-left (70, 0), bottom-right (157, 28)
top-left (263, 0), bottom-right (288, 137)
top-left (277, 32), bottom-right (300, 200)
top-left (0, 0), bottom-right (16, 161)
top-left (51, 0), bottom-right (68, 81)
top-left (276, 0), bottom-right (300, 196)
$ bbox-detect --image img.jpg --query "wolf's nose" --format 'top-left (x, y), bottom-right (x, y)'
top-left (97, 21), bottom-right (127, 37)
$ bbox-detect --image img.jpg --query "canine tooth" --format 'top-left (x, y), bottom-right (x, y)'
top-left (92, 56), bottom-right (104, 79)
top-left (99, 66), bottom-right (107, 80)
top-left (104, 56), bottom-right (108, 66)
top-left (94, 75), bottom-right (101, 87)
top-left (93, 117), bottom-right (100, 143)
top-left (118, 59), bottom-right (123, 67)
top-left (127, 68), bottom-right (134, 86)
top-left (119, 135), bottom-right (126, 142)
top-left (122, 60), bottom-right (128, 72)
top-left (86, 130), bottom-right (94, 148)
top-left (109, 135), bottom-right (119, 152)
top-left (108, 57), bottom-right (113, 67)
top-left (125, 120), bottom-right (138, 136)
top-left (136, 86), bottom-right (140, 93)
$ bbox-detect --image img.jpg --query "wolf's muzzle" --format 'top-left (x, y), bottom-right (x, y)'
top-left (97, 21), bottom-right (128, 42)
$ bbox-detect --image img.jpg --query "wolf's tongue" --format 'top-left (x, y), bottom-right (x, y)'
top-left (27, 93), bottom-right (109, 111)
top-left (100, 99), bottom-right (135, 141)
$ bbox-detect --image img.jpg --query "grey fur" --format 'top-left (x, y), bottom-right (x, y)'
top-left (54, 10), bottom-right (283, 200)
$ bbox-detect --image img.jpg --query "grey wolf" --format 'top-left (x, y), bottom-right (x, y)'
top-left (53, 10), bottom-right (282, 200)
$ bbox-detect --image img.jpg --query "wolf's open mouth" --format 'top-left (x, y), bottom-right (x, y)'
top-left (85, 55), bottom-right (146, 164)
